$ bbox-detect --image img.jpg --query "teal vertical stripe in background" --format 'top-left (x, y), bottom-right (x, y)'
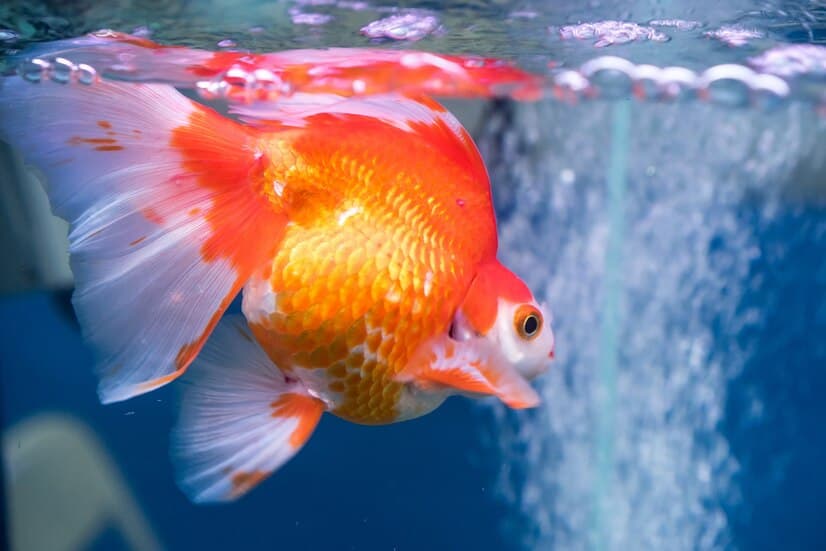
top-left (591, 99), bottom-right (631, 551)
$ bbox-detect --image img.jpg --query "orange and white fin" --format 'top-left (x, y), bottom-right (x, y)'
top-left (172, 316), bottom-right (325, 503)
top-left (0, 76), bottom-right (286, 403)
top-left (230, 92), bottom-right (454, 132)
top-left (398, 335), bottom-right (540, 409)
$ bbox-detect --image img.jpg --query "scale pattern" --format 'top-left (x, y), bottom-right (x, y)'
top-left (246, 109), bottom-right (497, 424)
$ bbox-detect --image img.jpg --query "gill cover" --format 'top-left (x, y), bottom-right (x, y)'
top-left (456, 261), bottom-right (554, 379)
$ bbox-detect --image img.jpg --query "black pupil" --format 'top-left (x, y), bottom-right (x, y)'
top-left (523, 315), bottom-right (539, 335)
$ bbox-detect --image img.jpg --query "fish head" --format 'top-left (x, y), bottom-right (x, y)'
top-left (454, 261), bottom-right (555, 381)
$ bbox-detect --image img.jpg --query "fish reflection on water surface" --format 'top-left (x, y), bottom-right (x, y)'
top-left (0, 32), bottom-right (554, 502)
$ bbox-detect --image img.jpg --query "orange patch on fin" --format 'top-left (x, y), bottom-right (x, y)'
top-left (135, 365), bottom-right (188, 395)
top-left (95, 145), bottom-right (124, 152)
top-left (91, 29), bottom-right (167, 50)
top-left (270, 393), bottom-right (325, 448)
top-left (174, 305), bottom-right (228, 370)
top-left (68, 136), bottom-right (118, 146)
top-left (169, 105), bottom-right (288, 272)
top-left (129, 236), bottom-right (146, 246)
top-left (187, 51), bottom-right (269, 78)
top-left (230, 470), bottom-right (269, 498)
top-left (502, 395), bottom-right (538, 410)
top-left (97, 120), bottom-right (112, 129)
top-left (137, 304), bottom-right (230, 394)
top-left (416, 360), bottom-right (538, 409)
top-left (141, 207), bottom-right (164, 224)
top-left (416, 364), bottom-right (497, 396)
top-left (406, 93), bottom-right (448, 112)
top-left (403, 335), bottom-right (540, 410)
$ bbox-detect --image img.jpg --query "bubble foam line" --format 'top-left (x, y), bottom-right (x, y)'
top-left (13, 53), bottom-right (826, 111)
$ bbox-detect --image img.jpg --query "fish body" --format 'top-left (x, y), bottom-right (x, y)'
top-left (0, 37), bottom-right (554, 501)
top-left (240, 102), bottom-right (496, 424)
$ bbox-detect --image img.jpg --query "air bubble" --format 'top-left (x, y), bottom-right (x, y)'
top-left (748, 73), bottom-right (791, 110)
top-left (558, 21), bottom-right (670, 47)
top-left (16, 35), bottom-right (803, 112)
top-left (657, 67), bottom-right (699, 101)
top-left (251, 69), bottom-right (285, 100)
top-left (76, 63), bottom-right (97, 85)
top-left (196, 78), bottom-right (231, 101)
top-left (551, 70), bottom-right (590, 103)
top-left (631, 64), bottom-right (662, 101)
top-left (704, 79), bottom-right (751, 108)
top-left (360, 12), bottom-right (440, 42)
top-left (19, 58), bottom-right (50, 83)
top-left (50, 57), bottom-right (77, 84)
top-left (748, 44), bottom-right (826, 78)
top-left (648, 19), bottom-right (702, 30)
top-left (581, 57), bottom-right (637, 99)
top-left (699, 65), bottom-right (757, 108)
top-left (704, 26), bottom-right (763, 47)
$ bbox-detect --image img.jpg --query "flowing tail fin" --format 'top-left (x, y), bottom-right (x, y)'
top-left (172, 316), bottom-right (325, 503)
top-left (0, 76), bottom-right (287, 403)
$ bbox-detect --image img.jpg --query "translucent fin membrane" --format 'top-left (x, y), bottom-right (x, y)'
top-left (0, 76), bottom-right (286, 403)
top-left (173, 317), bottom-right (324, 503)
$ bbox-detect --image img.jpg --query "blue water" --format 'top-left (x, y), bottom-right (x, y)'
top-left (724, 207), bottom-right (826, 550)
top-left (1, 293), bottom-right (513, 549)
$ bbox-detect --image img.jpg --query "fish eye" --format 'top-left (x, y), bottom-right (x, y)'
top-left (514, 305), bottom-right (542, 341)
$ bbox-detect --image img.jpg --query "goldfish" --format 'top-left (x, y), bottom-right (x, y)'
top-left (0, 34), bottom-right (554, 503)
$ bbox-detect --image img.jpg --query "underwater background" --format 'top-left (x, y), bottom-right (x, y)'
top-left (1, 0), bottom-right (826, 549)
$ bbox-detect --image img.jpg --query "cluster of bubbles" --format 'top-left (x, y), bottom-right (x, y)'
top-left (360, 12), bottom-right (441, 42)
top-left (704, 26), bottom-right (765, 47)
top-left (548, 56), bottom-right (793, 109)
top-left (558, 21), bottom-right (670, 47)
top-left (480, 86), bottom-right (820, 551)
top-left (748, 43), bottom-right (826, 77)
top-left (17, 56), bottom-right (97, 85)
top-left (15, 47), bottom-right (826, 114)
top-left (284, 0), bottom-right (441, 40)
top-left (556, 19), bottom-right (769, 48)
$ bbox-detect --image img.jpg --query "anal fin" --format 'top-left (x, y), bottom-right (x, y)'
top-left (172, 316), bottom-right (325, 503)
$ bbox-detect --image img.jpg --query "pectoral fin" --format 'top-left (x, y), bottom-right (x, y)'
top-left (397, 335), bottom-right (540, 409)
